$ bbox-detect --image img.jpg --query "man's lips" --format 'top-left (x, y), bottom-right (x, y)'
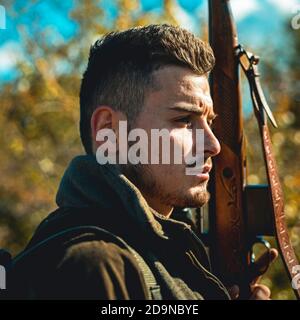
top-left (202, 163), bottom-right (212, 174)
top-left (195, 166), bottom-right (211, 181)
top-left (185, 162), bottom-right (212, 181)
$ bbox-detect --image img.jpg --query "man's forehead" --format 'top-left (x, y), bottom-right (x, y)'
top-left (153, 65), bottom-right (210, 90)
top-left (172, 86), bottom-right (213, 107)
top-left (178, 74), bottom-right (210, 93)
top-left (152, 66), bottom-right (212, 104)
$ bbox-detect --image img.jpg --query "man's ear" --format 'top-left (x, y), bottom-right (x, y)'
top-left (90, 106), bottom-right (127, 154)
top-left (91, 106), bottom-right (114, 153)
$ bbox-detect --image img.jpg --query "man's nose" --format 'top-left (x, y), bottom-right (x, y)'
top-left (204, 127), bottom-right (221, 158)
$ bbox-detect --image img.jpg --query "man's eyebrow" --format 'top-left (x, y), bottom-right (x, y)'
top-left (169, 105), bottom-right (204, 115)
top-left (169, 105), bottom-right (217, 119)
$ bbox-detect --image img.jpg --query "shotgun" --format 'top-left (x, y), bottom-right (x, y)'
top-left (208, 0), bottom-right (300, 299)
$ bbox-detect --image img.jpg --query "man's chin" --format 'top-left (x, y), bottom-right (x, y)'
top-left (171, 189), bottom-right (210, 208)
top-left (190, 183), bottom-right (210, 204)
top-left (189, 192), bottom-right (210, 207)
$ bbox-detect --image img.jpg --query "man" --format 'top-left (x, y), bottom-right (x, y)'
top-left (10, 24), bottom-right (276, 300)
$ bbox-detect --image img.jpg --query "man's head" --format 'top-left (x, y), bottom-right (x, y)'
top-left (80, 24), bottom-right (220, 216)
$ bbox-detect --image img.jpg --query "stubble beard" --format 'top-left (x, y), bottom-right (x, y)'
top-left (120, 162), bottom-right (210, 209)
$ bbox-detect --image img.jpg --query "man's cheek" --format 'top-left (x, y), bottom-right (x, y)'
top-left (170, 129), bottom-right (193, 165)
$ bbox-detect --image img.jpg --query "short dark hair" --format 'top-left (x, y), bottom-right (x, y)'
top-left (79, 24), bottom-right (215, 154)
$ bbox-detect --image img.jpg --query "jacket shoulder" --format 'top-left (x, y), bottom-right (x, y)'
top-left (18, 239), bottom-right (148, 300)
top-left (55, 240), bottom-right (149, 299)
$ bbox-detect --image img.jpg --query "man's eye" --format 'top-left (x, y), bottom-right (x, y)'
top-left (175, 116), bottom-right (192, 127)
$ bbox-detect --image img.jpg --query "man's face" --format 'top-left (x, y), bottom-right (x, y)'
top-left (122, 65), bottom-right (221, 216)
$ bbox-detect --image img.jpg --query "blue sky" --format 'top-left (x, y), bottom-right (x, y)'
top-left (0, 0), bottom-right (299, 83)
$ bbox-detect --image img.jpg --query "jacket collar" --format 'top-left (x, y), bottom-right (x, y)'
top-left (56, 155), bottom-right (192, 243)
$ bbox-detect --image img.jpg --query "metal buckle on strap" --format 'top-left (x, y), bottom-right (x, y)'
top-left (235, 44), bottom-right (278, 128)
